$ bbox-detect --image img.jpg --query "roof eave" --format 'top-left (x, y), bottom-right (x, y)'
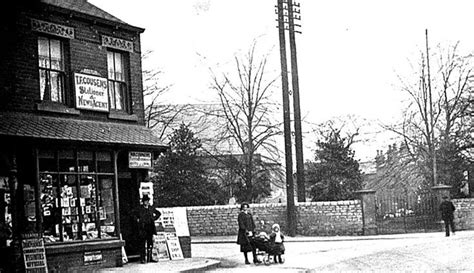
top-left (43, 3), bottom-right (145, 33)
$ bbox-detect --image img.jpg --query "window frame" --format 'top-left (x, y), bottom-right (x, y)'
top-left (107, 50), bottom-right (130, 113)
top-left (37, 35), bottom-right (68, 105)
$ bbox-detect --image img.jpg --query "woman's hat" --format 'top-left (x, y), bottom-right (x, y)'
top-left (272, 223), bottom-right (280, 230)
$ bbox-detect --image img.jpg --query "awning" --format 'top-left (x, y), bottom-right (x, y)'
top-left (0, 112), bottom-right (168, 151)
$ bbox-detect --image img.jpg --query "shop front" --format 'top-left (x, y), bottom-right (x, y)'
top-left (0, 113), bottom-right (166, 271)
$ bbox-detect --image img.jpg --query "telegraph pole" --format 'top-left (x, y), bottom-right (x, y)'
top-left (287, 0), bottom-right (305, 202)
top-left (276, 0), bottom-right (296, 236)
top-left (425, 29), bottom-right (438, 186)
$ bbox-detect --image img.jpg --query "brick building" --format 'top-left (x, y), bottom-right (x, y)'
top-left (0, 0), bottom-right (166, 271)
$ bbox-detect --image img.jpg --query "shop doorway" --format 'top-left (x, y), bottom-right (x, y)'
top-left (118, 174), bottom-right (141, 260)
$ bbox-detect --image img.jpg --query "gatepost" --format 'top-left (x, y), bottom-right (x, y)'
top-left (432, 184), bottom-right (453, 230)
top-left (356, 189), bottom-right (377, 235)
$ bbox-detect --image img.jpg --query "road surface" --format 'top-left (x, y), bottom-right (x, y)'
top-left (192, 230), bottom-right (474, 272)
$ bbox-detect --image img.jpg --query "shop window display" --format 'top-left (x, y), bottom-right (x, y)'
top-left (38, 149), bottom-right (116, 243)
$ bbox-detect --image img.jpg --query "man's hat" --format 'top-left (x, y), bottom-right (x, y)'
top-left (142, 195), bottom-right (150, 202)
top-left (442, 195), bottom-right (449, 199)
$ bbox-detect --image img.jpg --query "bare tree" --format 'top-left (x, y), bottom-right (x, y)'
top-left (141, 50), bottom-right (192, 139)
top-left (385, 41), bottom-right (473, 194)
top-left (208, 41), bottom-right (283, 202)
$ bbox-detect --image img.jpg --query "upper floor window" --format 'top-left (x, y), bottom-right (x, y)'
top-left (38, 36), bottom-right (65, 103)
top-left (107, 51), bottom-right (128, 111)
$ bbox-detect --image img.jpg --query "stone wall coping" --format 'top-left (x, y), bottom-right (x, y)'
top-left (297, 200), bottom-right (360, 206)
top-left (162, 199), bottom-right (364, 211)
top-left (452, 198), bottom-right (474, 205)
top-left (184, 204), bottom-right (240, 211)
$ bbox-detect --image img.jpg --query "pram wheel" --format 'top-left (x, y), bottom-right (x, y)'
top-left (263, 255), bottom-right (271, 266)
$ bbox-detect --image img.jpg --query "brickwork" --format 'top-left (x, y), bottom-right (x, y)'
top-left (453, 198), bottom-right (474, 230)
top-left (2, 6), bottom-right (145, 123)
top-left (46, 247), bottom-right (122, 272)
top-left (184, 201), bottom-right (363, 237)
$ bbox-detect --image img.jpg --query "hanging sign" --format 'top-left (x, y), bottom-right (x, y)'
top-left (22, 233), bottom-right (48, 272)
top-left (129, 152), bottom-right (152, 169)
top-left (139, 182), bottom-right (154, 205)
top-left (74, 73), bottom-right (109, 112)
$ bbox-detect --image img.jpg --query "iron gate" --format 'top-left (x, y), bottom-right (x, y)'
top-left (375, 191), bottom-right (441, 234)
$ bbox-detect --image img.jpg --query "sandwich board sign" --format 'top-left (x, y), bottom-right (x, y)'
top-left (22, 233), bottom-right (48, 272)
top-left (165, 232), bottom-right (184, 260)
top-left (152, 232), bottom-right (170, 261)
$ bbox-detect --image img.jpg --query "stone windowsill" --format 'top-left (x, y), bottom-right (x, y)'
top-left (36, 102), bottom-right (81, 115)
top-left (108, 111), bottom-right (138, 121)
top-left (45, 239), bottom-right (124, 255)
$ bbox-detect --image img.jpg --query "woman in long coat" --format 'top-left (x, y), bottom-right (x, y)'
top-left (236, 203), bottom-right (260, 264)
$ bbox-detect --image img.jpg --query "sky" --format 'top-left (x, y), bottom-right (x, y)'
top-left (90, 0), bottom-right (474, 164)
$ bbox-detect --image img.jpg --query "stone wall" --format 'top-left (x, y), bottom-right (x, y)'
top-left (185, 200), bottom-right (363, 236)
top-left (453, 198), bottom-right (474, 230)
top-left (297, 201), bottom-right (363, 236)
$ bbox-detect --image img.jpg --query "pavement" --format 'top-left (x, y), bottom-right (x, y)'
top-left (96, 232), bottom-right (466, 272)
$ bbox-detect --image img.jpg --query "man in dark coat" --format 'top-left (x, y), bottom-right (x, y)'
top-left (439, 195), bottom-right (456, 237)
top-left (236, 203), bottom-right (260, 264)
top-left (136, 195), bottom-right (161, 263)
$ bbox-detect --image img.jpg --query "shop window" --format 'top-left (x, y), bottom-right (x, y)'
top-left (107, 51), bottom-right (129, 112)
top-left (38, 149), bottom-right (116, 243)
top-left (38, 36), bottom-right (66, 104)
top-left (97, 151), bottom-right (113, 173)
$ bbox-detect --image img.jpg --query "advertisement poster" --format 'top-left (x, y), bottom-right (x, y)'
top-left (152, 232), bottom-right (169, 261)
top-left (155, 207), bottom-right (190, 237)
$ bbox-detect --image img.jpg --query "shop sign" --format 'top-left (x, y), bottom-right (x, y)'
top-left (31, 18), bottom-right (74, 39)
top-left (84, 251), bottom-right (103, 265)
top-left (129, 151), bottom-right (152, 169)
top-left (21, 233), bottom-right (48, 272)
top-left (102, 35), bottom-right (134, 53)
top-left (74, 73), bottom-right (109, 112)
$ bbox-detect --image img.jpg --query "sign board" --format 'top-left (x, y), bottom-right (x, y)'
top-left (139, 182), bottom-right (154, 205)
top-left (74, 73), bottom-right (109, 112)
top-left (22, 233), bottom-right (47, 273)
top-left (152, 232), bottom-right (169, 261)
top-left (156, 207), bottom-right (190, 236)
top-left (165, 232), bottom-right (184, 260)
top-left (84, 251), bottom-right (103, 265)
top-left (129, 152), bottom-right (152, 169)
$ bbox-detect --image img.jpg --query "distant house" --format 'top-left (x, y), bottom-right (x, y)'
top-left (199, 153), bottom-right (286, 203)
top-left (363, 144), bottom-right (425, 195)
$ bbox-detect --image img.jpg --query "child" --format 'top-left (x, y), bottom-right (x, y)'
top-left (269, 223), bottom-right (285, 263)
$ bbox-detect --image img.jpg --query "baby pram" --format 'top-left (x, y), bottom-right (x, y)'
top-left (249, 233), bottom-right (280, 265)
